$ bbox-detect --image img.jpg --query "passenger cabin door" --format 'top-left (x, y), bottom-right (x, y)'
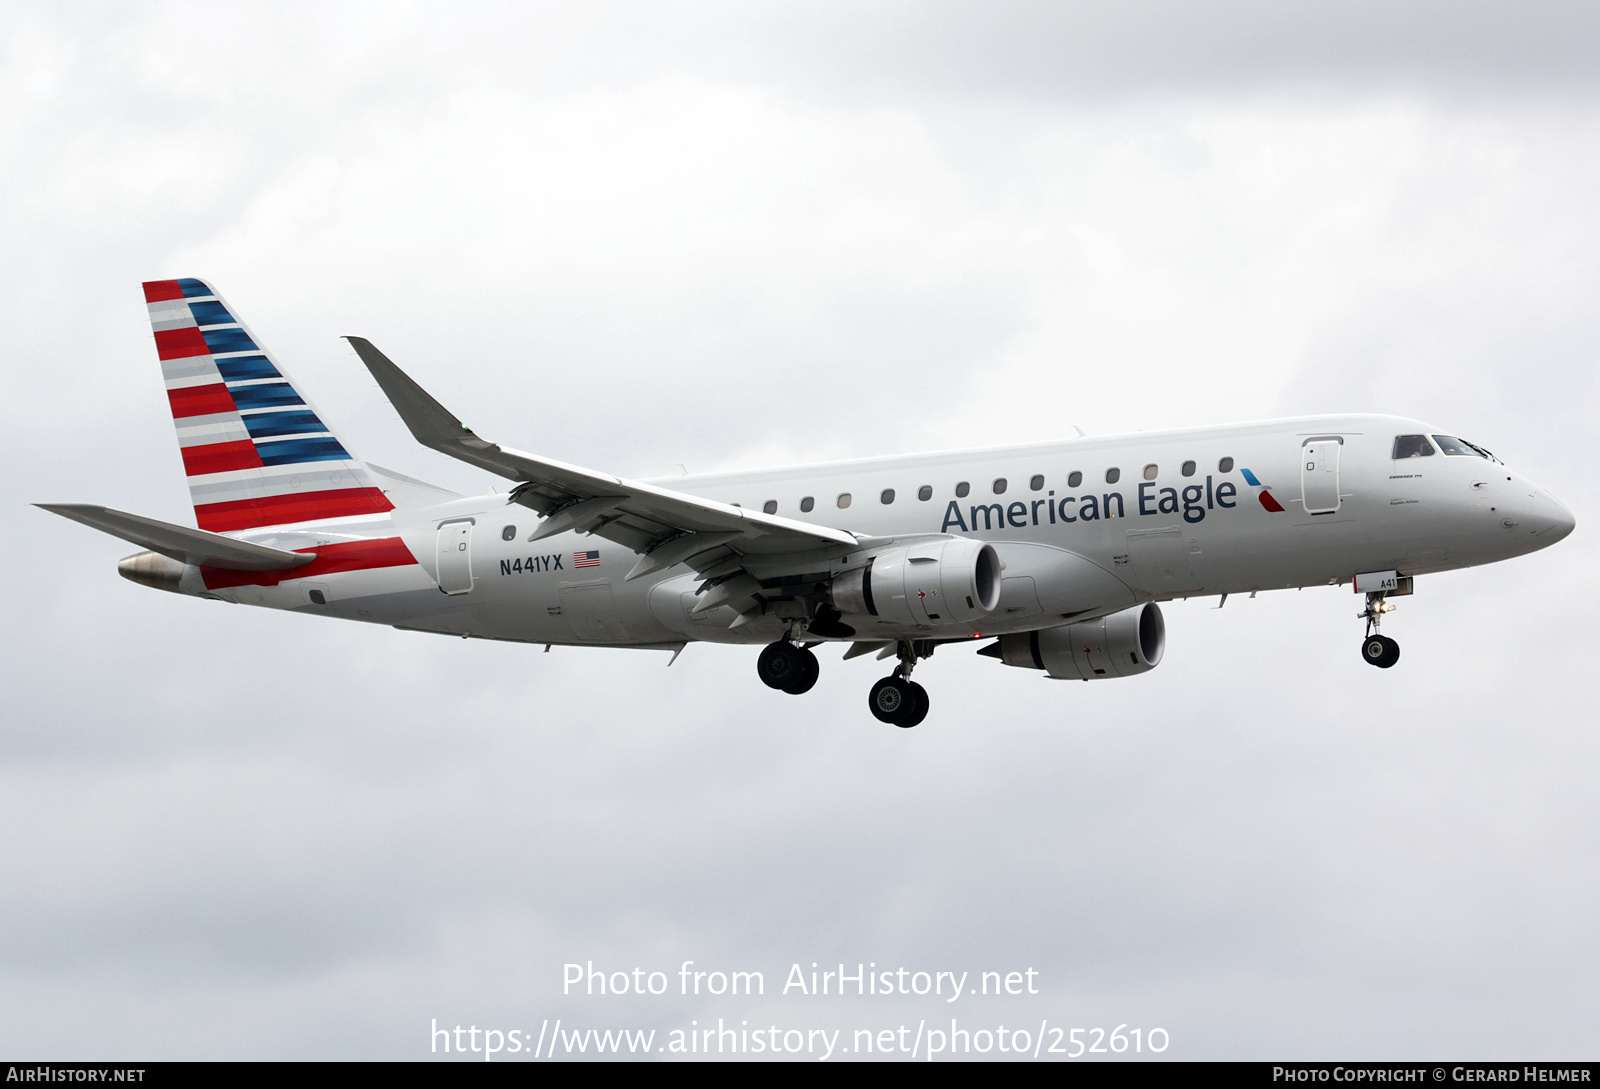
top-left (1301, 438), bottom-right (1342, 515)
top-left (436, 520), bottom-right (474, 594)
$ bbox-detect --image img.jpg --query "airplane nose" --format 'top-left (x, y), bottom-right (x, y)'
top-left (1519, 490), bottom-right (1576, 544)
top-left (1541, 493), bottom-right (1577, 543)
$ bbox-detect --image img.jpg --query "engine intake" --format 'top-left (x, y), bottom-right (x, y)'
top-left (832, 538), bottom-right (1001, 627)
top-left (984, 603), bottom-right (1165, 680)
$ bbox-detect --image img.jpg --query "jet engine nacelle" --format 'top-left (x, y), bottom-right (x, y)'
top-left (986, 603), bottom-right (1165, 680)
top-left (832, 537), bottom-right (1001, 627)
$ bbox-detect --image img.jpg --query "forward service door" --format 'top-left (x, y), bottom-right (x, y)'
top-left (1301, 438), bottom-right (1342, 515)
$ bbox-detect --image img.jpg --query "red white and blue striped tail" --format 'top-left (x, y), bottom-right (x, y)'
top-left (142, 278), bottom-right (394, 532)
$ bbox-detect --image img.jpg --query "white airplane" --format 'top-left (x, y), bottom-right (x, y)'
top-left (41, 279), bottom-right (1576, 727)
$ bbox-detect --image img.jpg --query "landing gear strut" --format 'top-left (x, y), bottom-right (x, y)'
top-left (1359, 592), bottom-right (1401, 669)
top-left (868, 641), bottom-right (932, 728)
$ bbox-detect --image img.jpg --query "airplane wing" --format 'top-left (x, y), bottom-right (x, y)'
top-left (346, 337), bottom-right (858, 584)
top-left (36, 504), bottom-right (315, 571)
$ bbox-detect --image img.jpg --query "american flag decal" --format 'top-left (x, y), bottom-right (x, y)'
top-left (572, 550), bottom-right (601, 568)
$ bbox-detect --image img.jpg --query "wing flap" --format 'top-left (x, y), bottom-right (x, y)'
top-left (37, 504), bottom-right (315, 571)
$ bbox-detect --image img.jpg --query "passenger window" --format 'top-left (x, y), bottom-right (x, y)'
top-left (1029, 474), bottom-right (1045, 491)
top-left (501, 525), bottom-right (516, 541)
top-left (837, 493), bottom-right (852, 509)
top-left (1218, 457), bottom-right (1234, 473)
top-left (880, 488), bottom-right (895, 505)
top-left (800, 496), bottom-right (815, 513)
top-left (1105, 467), bottom-right (1121, 484)
top-left (918, 485), bottom-right (933, 501)
top-left (1431, 435), bottom-right (1480, 457)
top-left (1393, 435), bottom-right (1436, 459)
top-left (1142, 464), bottom-right (1158, 481)
top-left (1067, 471), bottom-right (1082, 488)
top-left (762, 500), bottom-right (778, 515)
top-left (1181, 461), bottom-right (1196, 477)
top-left (992, 478), bottom-right (1007, 494)
top-left (955, 481), bottom-right (971, 498)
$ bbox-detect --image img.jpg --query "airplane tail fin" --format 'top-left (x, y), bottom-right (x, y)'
top-left (142, 278), bottom-right (395, 532)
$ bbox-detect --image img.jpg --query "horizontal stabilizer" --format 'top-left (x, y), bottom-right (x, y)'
top-left (36, 504), bottom-right (315, 571)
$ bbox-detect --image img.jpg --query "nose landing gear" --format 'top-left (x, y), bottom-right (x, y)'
top-left (1359, 592), bottom-right (1401, 669)
top-left (868, 641), bottom-right (933, 727)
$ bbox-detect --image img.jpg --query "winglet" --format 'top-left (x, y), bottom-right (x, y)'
top-left (345, 336), bottom-right (532, 483)
top-left (345, 337), bottom-right (484, 452)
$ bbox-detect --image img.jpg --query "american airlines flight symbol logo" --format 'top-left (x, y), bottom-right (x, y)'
top-left (1240, 469), bottom-right (1285, 512)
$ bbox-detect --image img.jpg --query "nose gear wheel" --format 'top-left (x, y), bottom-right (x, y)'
top-left (1361, 634), bottom-right (1400, 669)
top-left (1357, 591), bottom-right (1402, 669)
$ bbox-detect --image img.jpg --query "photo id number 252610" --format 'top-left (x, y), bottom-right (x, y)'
top-left (1055, 1025), bottom-right (1168, 1056)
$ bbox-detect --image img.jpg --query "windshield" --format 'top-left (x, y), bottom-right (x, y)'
top-left (1433, 435), bottom-right (1488, 458)
top-left (1392, 434), bottom-right (1435, 459)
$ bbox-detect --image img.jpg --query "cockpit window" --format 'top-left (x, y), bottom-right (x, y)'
top-left (1392, 434), bottom-right (1436, 459)
top-left (1433, 434), bottom-right (1486, 458)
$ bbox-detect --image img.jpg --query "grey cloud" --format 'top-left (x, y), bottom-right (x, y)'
top-left (749, 1), bottom-right (1600, 100)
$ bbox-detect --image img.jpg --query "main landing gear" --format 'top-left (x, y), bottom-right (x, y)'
top-left (1359, 592), bottom-right (1401, 669)
top-left (756, 636), bottom-right (935, 727)
top-left (757, 639), bottom-right (819, 694)
top-left (868, 640), bottom-right (933, 728)
top-left (869, 675), bottom-right (928, 728)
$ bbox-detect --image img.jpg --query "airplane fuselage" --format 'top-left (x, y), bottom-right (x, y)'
top-left (162, 413), bottom-right (1572, 652)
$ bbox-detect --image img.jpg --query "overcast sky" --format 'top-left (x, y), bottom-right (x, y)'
top-left (4, 1), bottom-right (1599, 1061)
